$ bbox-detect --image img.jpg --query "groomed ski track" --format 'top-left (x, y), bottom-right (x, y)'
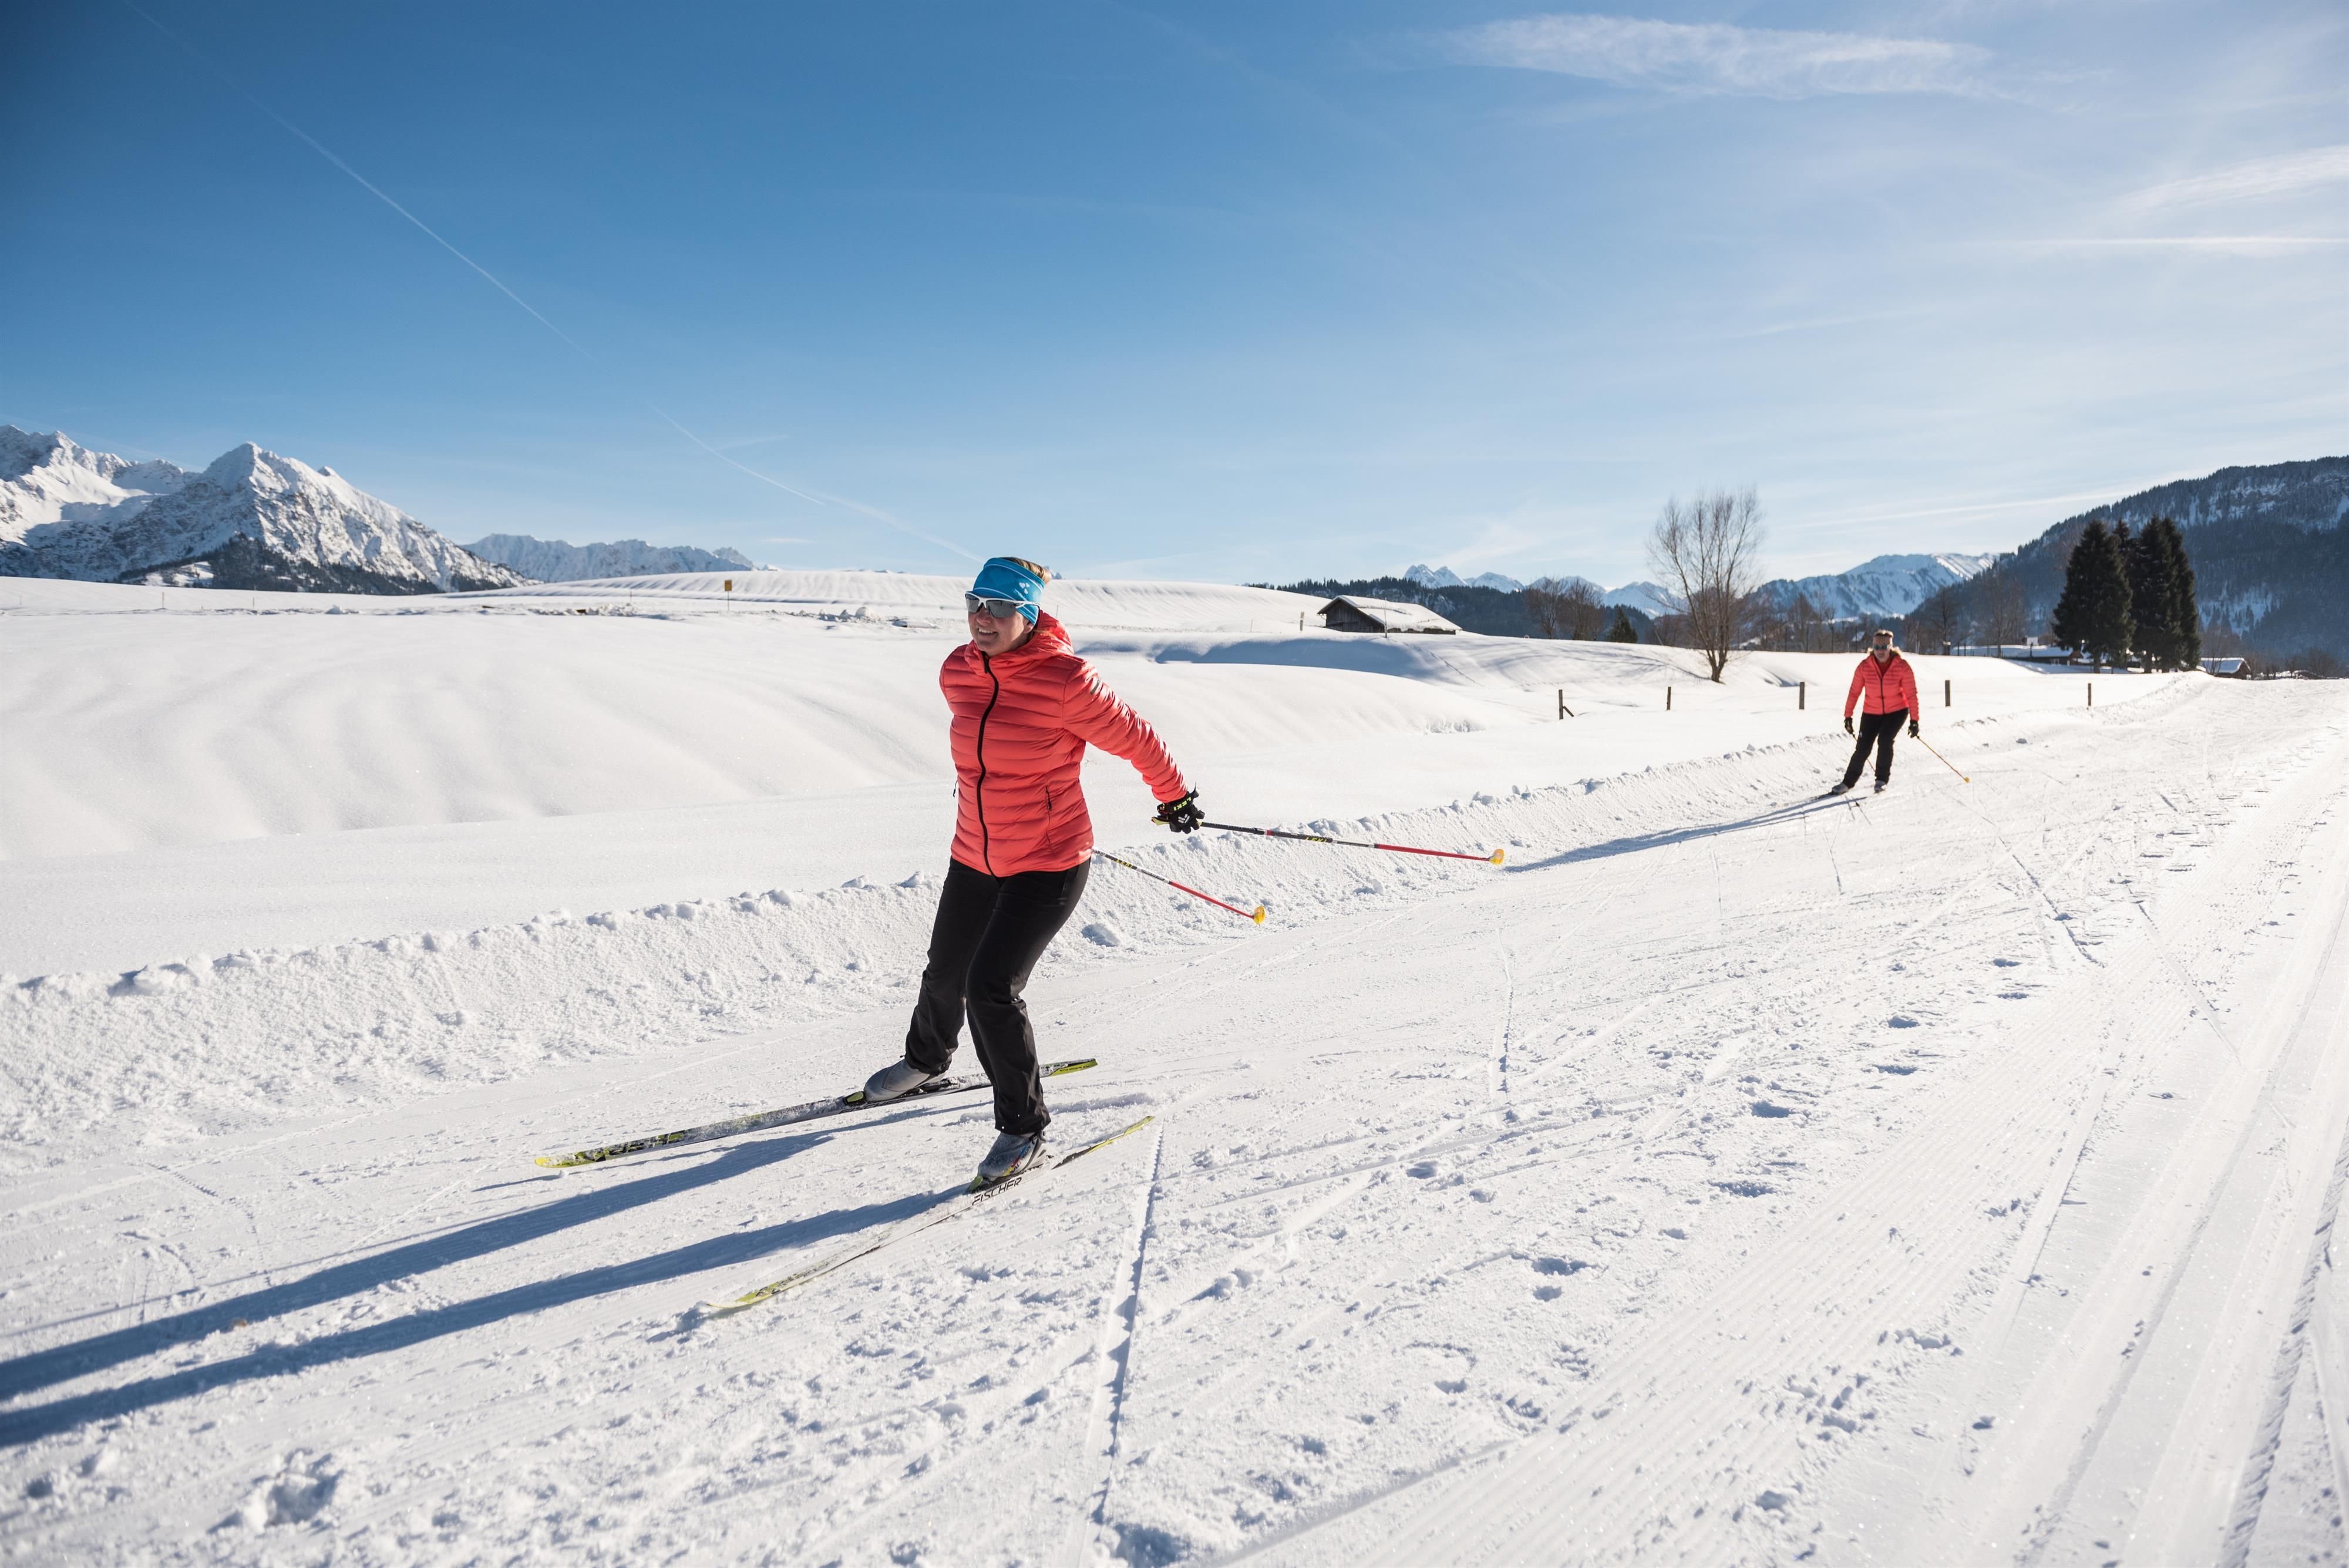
top-left (3, 674), bottom-right (2346, 1564)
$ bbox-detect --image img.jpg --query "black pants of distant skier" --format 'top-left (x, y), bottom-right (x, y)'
top-left (1841, 707), bottom-right (1909, 789)
top-left (904, 858), bottom-right (1089, 1137)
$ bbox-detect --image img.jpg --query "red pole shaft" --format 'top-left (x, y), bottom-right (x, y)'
top-left (1202, 822), bottom-right (1503, 866)
top-left (1091, 851), bottom-right (1267, 923)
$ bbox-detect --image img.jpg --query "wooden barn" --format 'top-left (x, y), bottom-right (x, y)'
top-left (1318, 595), bottom-right (1461, 635)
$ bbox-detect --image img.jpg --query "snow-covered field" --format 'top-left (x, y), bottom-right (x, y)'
top-left (4, 572), bottom-right (2345, 1565)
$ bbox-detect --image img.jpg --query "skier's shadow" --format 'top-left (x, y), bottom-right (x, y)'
top-left (1505, 796), bottom-right (1849, 874)
top-left (0, 1109), bottom-right (966, 1446)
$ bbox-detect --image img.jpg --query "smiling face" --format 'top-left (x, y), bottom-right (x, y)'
top-left (967, 601), bottom-right (1035, 655)
top-left (1872, 631), bottom-right (1894, 661)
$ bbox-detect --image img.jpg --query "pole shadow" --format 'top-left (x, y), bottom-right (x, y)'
top-left (0, 1098), bottom-right (967, 1428)
top-left (1505, 796), bottom-right (1850, 874)
top-left (0, 1176), bottom-right (953, 1445)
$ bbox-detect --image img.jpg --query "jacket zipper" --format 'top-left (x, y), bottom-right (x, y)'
top-left (1865, 656), bottom-right (1900, 712)
top-left (974, 654), bottom-right (1001, 874)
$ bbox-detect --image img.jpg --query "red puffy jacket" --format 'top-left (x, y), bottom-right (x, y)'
top-left (1845, 650), bottom-right (1920, 718)
top-left (941, 611), bottom-right (1188, 876)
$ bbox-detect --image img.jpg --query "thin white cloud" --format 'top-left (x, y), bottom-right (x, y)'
top-left (1997, 236), bottom-right (2349, 258)
top-left (1445, 14), bottom-right (1992, 100)
top-left (2118, 146), bottom-right (2349, 214)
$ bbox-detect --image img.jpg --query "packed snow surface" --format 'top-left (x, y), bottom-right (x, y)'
top-left (4, 572), bottom-right (2347, 1566)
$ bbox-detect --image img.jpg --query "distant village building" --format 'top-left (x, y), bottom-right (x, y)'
top-left (1317, 595), bottom-right (1460, 635)
top-left (2200, 656), bottom-right (2252, 678)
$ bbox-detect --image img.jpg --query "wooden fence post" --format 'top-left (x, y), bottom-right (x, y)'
top-left (1666, 685), bottom-right (1673, 712)
top-left (1944, 678), bottom-right (1951, 708)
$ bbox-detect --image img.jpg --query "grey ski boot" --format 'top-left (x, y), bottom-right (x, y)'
top-left (860, 1060), bottom-right (943, 1104)
top-left (973, 1129), bottom-right (1048, 1189)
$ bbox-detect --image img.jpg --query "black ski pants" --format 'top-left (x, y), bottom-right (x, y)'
top-left (904, 857), bottom-right (1089, 1137)
top-left (1842, 707), bottom-right (1909, 789)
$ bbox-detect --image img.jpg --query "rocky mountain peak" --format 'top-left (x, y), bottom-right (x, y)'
top-left (0, 430), bottom-right (523, 593)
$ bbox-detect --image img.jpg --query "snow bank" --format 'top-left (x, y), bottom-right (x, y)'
top-left (0, 743), bottom-right (1854, 1167)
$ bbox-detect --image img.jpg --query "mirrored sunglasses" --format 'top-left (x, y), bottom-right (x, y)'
top-left (965, 594), bottom-right (1026, 619)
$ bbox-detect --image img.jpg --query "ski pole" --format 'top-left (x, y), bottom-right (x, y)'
top-left (1091, 850), bottom-right (1267, 924)
top-left (1916, 735), bottom-right (1970, 783)
top-left (1203, 822), bottom-right (1503, 866)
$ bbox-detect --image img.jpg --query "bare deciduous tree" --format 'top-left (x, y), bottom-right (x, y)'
top-left (1560, 579), bottom-right (1606, 639)
top-left (1647, 487), bottom-right (1766, 682)
top-left (1789, 592), bottom-right (1826, 652)
top-left (1979, 567), bottom-right (2027, 648)
top-left (1522, 579), bottom-right (1564, 638)
top-left (1525, 577), bottom-right (1609, 640)
top-left (1915, 584), bottom-right (1964, 653)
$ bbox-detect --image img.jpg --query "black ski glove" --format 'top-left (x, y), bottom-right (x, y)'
top-left (1907, 718), bottom-right (1920, 739)
top-left (1155, 790), bottom-right (1204, 835)
top-left (1843, 715), bottom-right (1855, 736)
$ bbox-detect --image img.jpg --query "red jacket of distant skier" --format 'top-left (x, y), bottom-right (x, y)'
top-left (1845, 650), bottom-right (1920, 718)
top-left (941, 611), bottom-right (1188, 877)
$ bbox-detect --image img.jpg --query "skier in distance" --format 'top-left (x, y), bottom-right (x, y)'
top-left (1829, 627), bottom-right (1920, 796)
top-left (862, 557), bottom-right (1204, 1186)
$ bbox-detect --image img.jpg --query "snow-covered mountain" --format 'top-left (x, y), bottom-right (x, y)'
top-left (466, 532), bottom-right (756, 583)
top-left (1603, 580), bottom-right (1680, 617)
top-left (0, 426), bottom-right (195, 546)
top-left (1752, 553), bottom-right (1995, 622)
top-left (1978, 456), bottom-right (2349, 657)
top-left (1405, 563), bottom-right (1526, 593)
top-left (0, 429), bottom-right (523, 593)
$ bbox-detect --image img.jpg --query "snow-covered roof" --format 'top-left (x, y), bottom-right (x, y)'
top-left (1320, 595), bottom-right (1461, 634)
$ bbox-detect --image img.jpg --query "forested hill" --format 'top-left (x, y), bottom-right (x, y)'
top-left (1268, 576), bottom-right (1657, 640)
top-left (1967, 456), bottom-right (2348, 659)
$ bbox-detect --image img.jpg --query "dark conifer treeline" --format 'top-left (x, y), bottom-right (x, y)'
top-left (2054, 516), bottom-right (2203, 669)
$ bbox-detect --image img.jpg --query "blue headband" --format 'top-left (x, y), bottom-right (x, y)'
top-left (971, 557), bottom-right (1047, 622)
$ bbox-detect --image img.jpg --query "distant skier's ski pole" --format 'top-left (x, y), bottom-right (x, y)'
top-left (1915, 736), bottom-right (1970, 784)
top-left (1202, 822), bottom-right (1505, 866)
top-left (1091, 850), bottom-right (1267, 924)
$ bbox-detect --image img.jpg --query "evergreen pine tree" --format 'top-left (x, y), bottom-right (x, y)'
top-left (1606, 604), bottom-right (1639, 643)
top-left (2156, 517), bottom-right (2201, 669)
top-left (2052, 518), bottom-right (2133, 666)
top-left (2119, 520), bottom-right (2176, 669)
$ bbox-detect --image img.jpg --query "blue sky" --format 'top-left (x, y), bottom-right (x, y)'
top-left (6, 2), bottom-right (2343, 586)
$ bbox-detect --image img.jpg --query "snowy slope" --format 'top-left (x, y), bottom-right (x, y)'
top-left (465, 533), bottom-right (756, 581)
top-left (3, 571), bottom-right (2345, 1566)
top-left (0, 426), bottom-right (193, 547)
top-left (1, 574), bottom-right (2119, 869)
top-left (484, 567), bottom-right (1331, 632)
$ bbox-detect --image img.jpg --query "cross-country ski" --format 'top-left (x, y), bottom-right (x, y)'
top-left (536, 1058), bottom-right (1100, 1168)
top-left (691, 1116), bottom-right (1157, 1319)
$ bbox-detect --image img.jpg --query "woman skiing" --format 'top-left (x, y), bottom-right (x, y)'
top-left (863, 557), bottom-right (1204, 1186)
top-left (1831, 627), bottom-right (1920, 795)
